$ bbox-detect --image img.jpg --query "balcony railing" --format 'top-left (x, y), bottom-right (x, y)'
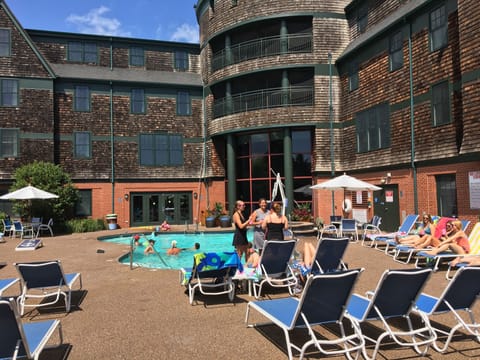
top-left (212, 33), bottom-right (312, 71)
top-left (213, 86), bottom-right (314, 119)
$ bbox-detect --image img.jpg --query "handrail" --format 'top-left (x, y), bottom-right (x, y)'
top-left (213, 85), bottom-right (314, 118)
top-left (212, 33), bottom-right (312, 71)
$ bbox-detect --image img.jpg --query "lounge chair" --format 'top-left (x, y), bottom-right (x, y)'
top-left (415, 266), bottom-right (480, 353)
top-left (346, 268), bottom-right (436, 359)
top-left (310, 237), bottom-right (349, 274)
top-left (246, 269), bottom-right (365, 360)
top-left (36, 218), bottom-right (54, 237)
top-left (185, 252), bottom-right (240, 305)
top-left (0, 298), bottom-right (63, 360)
top-left (0, 277), bottom-right (20, 297)
top-left (317, 224), bottom-right (338, 240)
top-left (15, 260), bottom-right (82, 315)
top-left (414, 222), bottom-right (480, 272)
top-left (367, 214), bottom-right (419, 254)
top-left (252, 239), bottom-right (298, 299)
top-left (30, 217), bottom-right (42, 234)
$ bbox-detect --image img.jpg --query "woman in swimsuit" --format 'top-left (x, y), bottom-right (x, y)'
top-left (232, 200), bottom-right (254, 262)
top-left (262, 202), bottom-right (289, 241)
top-left (423, 220), bottom-right (470, 256)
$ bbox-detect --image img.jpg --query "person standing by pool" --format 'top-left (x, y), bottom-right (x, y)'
top-left (232, 200), bottom-right (254, 262)
top-left (262, 202), bottom-right (289, 240)
top-left (251, 198), bottom-right (268, 253)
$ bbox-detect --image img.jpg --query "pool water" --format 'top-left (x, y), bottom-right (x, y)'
top-left (98, 231), bottom-right (249, 270)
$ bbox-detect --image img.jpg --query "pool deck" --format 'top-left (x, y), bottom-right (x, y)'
top-left (0, 226), bottom-right (479, 359)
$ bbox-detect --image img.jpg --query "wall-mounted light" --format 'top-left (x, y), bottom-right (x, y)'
top-left (193, 192), bottom-right (198, 200)
top-left (381, 172), bottom-right (392, 185)
top-left (124, 194), bottom-right (129, 201)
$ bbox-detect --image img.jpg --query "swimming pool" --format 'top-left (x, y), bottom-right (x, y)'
top-left (98, 231), bottom-right (249, 270)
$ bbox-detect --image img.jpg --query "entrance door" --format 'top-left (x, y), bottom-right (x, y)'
top-left (130, 192), bottom-right (192, 227)
top-left (373, 185), bottom-right (400, 232)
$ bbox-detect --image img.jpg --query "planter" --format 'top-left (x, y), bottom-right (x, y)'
top-left (205, 216), bottom-right (216, 228)
top-left (106, 214), bottom-right (118, 230)
top-left (219, 216), bottom-right (231, 228)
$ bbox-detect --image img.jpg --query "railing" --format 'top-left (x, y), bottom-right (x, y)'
top-left (213, 85), bottom-right (314, 119)
top-left (212, 33), bottom-right (312, 71)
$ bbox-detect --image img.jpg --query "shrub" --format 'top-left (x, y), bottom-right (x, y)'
top-left (65, 218), bottom-right (106, 233)
top-left (290, 203), bottom-right (314, 222)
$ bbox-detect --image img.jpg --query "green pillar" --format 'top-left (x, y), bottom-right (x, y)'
top-left (226, 134), bottom-right (237, 215)
top-left (280, 20), bottom-right (288, 54)
top-left (282, 70), bottom-right (290, 106)
top-left (225, 34), bottom-right (232, 66)
top-left (283, 128), bottom-right (293, 216)
top-left (226, 81), bottom-right (232, 115)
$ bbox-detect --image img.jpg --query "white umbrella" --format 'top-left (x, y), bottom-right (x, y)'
top-left (310, 174), bottom-right (381, 192)
top-left (310, 173), bottom-right (381, 215)
top-left (0, 185), bottom-right (59, 200)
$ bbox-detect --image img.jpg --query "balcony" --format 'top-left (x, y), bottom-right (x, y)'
top-left (213, 86), bottom-right (314, 119)
top-left (212, 33), bottom-right (312, 72)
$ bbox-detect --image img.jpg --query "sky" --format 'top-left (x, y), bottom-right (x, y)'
top-left (6, 0), bottom-right (200, 43)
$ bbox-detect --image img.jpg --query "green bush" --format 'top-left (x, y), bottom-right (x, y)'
top-left (65, 218), bottom-right (106, 233)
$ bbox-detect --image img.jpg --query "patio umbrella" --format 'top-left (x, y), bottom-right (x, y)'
top-left (310, 173), bottom-right (381, 214)
top-left (293, 184), bottom-right (312, 196)
top-left (0, 185), bottom-right (59, 200)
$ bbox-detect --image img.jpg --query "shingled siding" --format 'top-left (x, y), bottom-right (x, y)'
top-left (31, 32), bottom-right (200, 73)
top-left (337, 4), bottom-right (465, 170)
top-left (457, 0), bottom-right (480, 154)
top-left (55, 88), bottom-right (204, 180)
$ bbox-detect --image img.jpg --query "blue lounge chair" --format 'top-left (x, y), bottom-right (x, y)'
top-left (367, 214), bottom-right (418, 254)
top-left (186, 252), bottom-right (240, 305)
top-left (347, 268), bottom-right (436, 359)
top-left (415, 266), bottom-right (480, 353)
top-left (0, 298), bottom-right (63, 360)
top-left (246, 269), bottom-right (364, 360)
top-left (0, 277), bottom-right (20, 297)
top-left (15, 260), bottom-right (82, 315)
top-left (252, 240), bottom-right (298, 299)
top-left (310, 237), bottom-right (349, 274)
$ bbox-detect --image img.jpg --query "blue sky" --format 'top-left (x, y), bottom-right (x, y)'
top-left (6, 0), bottom-right (199, 43)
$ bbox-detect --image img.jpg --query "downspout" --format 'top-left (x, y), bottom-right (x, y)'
top-left (110, 38), bottom-right (115, 213)
top-left (328, 52), bottom-right (335, 215)
top-left (408, 22), bottom-right (418, 214)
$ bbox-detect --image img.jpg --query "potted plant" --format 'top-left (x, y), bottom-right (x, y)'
top-left (205, 202), bottom-right (224, 228)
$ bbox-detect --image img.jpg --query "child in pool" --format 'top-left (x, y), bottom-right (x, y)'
top-left (144, 239), bottom-right (156, 255)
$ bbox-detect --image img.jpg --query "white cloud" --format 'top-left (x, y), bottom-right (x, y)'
top-left (66, 6), bottom-right (132, 37)
top-left (169, 23), bottom-right (199, 43)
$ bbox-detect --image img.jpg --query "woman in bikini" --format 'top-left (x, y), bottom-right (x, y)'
top-left (422, 220), bottom-right (470, 256)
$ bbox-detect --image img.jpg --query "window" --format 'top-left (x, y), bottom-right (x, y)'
top-left (139, 133), bottom-right (183, 166)
top-left (389, 31), bottom-right (403, 71)
top-left (432, 81), bottom-right (450, 126)
top-left (0, 128), bottom-right (19, 157)
top-left (0, 29), bottom-right (11, 56)
top-left (131, 89), bottom-right (145, 114)
top-left (430, 5), bottom-right (448, 51)
top-left (357, 4), bottom-right (368, 34)
top-left (349, 62), bottom-right (359, 91)
top-left (74, 86), bottom-right (90, 112)
top-left (176, 91), bottom-right (191, 115)
top-left (356, 103), bottom-right (390, 153)
top-left (74, 131), bottom-right (91, 158)
top-left (174, 51), bottom-right (188, 71)
top-left (68, 41), bottom-right (97, 63)
top-left (75, 189), bottom-right (92, 217)
top-left (1, 79), bottom-right (18, 106)
top-left (436, 174), bottom-right (457, 217)
top-left (130, 46), bottom-right (144, 66)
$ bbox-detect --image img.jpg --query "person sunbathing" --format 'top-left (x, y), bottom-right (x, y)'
top-left (245, 242), bottom-right (260, 268)
top-left (397, 214), bottom-right (436, 246)
top-left (450, 255), bottom-right (480, 267)
top-left (422, 220), bottom-right (469, 256)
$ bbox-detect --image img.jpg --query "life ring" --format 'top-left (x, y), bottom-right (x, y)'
top-left (342, 199), bottom-right (352, 213)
